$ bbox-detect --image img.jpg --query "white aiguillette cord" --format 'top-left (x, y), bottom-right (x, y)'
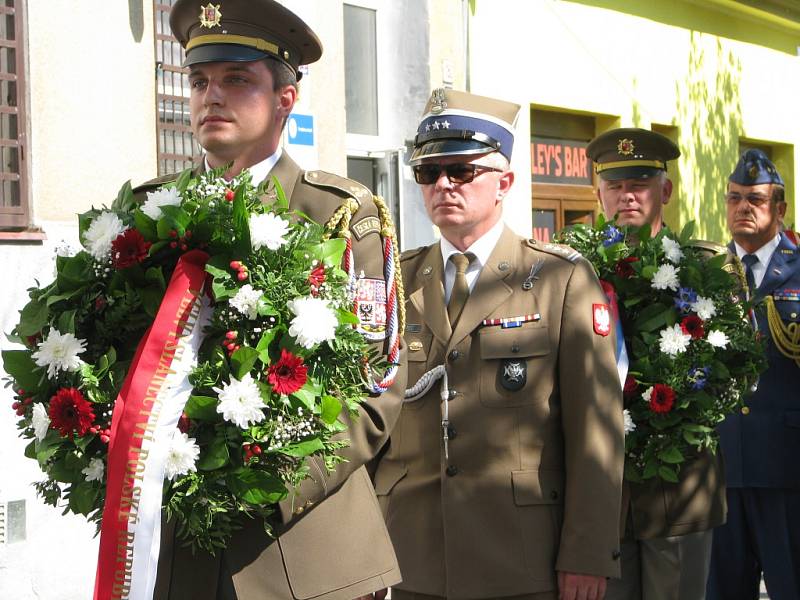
top-left (404, 365), bottom-right (451, 460)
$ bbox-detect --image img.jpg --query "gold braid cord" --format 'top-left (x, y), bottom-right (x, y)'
top-left (323, 198), bottom-right (359, 241)
top-left (723, 254), bottom-right (749, 300)
top-left (765, 296), bottom-right (800, 367)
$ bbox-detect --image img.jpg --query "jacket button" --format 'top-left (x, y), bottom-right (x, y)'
top-left (446, 465), bottom-right (459, 477)
top-left (612, 549), bottom-right (621, 560)
top-left (448, 389), bottom-right (458, 400)
top-left (550, 490), bottom-right (559, 500)
top-left (511, 343), bottom-right (520, 353)
top-left (447, 425), bottom-right (457, 439)
top-left (741, 406), bottom-right (750, 415)
top-left (448, 350), bottom-right (460, 361)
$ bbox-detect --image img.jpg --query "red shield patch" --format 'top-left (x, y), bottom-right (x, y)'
top-left (593, 303), bottom-right (611, 336)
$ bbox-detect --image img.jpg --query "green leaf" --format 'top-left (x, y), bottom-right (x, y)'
top-left (641, 265), bottom-right (658, 280)
top-left (197, 435), bottom-right (230, 471)
top-left (634, 303), bottom-right (672, 332)
top-left (140, 286), bottom-right (165, 318)
top-left (44, 287), bottom-right (84, 308)
top-left (682, 429), bottom-right (702, 446)
top-left (270, 176), bottom-right (289, 210)
top-left (111, 180), bottom-right (135, 212)
top-left (68, 482), bottom-right (98, 516)
top-left (144, 267), bottom-right (167, 292)
top-left (24, 440), bottom-right (36, 459)
top-left (226, 468), bottom-right (286, 505)
top-left (160, 205), bottom-right (191, 228)
top-left (231, 346), bottom-right (259, 379)
top-left (57, 309), bottom-right (77, 335)
top-left (49, 455), bottom-right (80, 483)
top-left (232, 187), bottom-right (252, 257)
top-left (642, 459), bottom-right (659, 479)
top-left (336, 309), bottom-right (359, 326)
top-left (175, 168), bottom-right (193, 192)
top-left (206, 263), bottom-right (232, 281)
top-left (658, 465), bottom-right (679, 483)
top-left (157, 215), bottom-right (183, 239)
top-left (317, 238), bottom-right (347, 267)
top-left (2, 350), bottom-right (44, 392)
top-left (658, 446), bottom-right (684, 464)
top-left (256, 330), bottom-right (278, 365)
top-left (320, 395), bottom-right (342, 424)
top-left (679, 221), bottom-right (695, 244)
top-left (57, 253), bottom-right (92, 292)
top-left (134, 210), bottom-right (158, 241)
top-left (17, 299), bottom-right (49, 336)
top-left (184, 395), bottom-right (220, 421)
top-left (290, 378), bottom-right (323, 411)
top-left (278, 437), bottom-right (325, 458)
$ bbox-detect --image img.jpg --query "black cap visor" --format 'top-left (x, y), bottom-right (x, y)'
top-left (409, 139), bottom-right (498, 166)
top-left (598, 165), bottom-right (664, 181)
top-left (183, 44), bottom-right (269, 67)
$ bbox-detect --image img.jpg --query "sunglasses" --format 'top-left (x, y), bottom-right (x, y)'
top-left (725, 192), bottom-right (771, 207)
top-left (412, 163), bottom-right (503, 185)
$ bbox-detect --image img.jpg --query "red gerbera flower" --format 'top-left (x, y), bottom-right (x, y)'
top-left (615, 256), bottom-right (639, 279)
top-left (623, 374), bottom-right (639, 399)
top-left (48, 388), bottom-right (95, 438)
top-left (649, 383), bottom-right (675, 414)
top-left (267, 349), bottom-right (308, 395)
top-left (111, 229), bottom-right (151, 269)
top-left (307, 264), bottom-right (326, 297)
top-left (680, 315), bottom-right (705, 340)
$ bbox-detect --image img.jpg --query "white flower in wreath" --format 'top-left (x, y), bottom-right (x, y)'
top-left (641, 386), bottom-right (653, 402)
top-left (31, 402), bottom-right (51, 442)
top-left (213, 373), bottom-right (266, 429)
top-left (692, 296), bottom-right (717, 320)
top-left (623, 409), bottom-right (636, 434)
top-left (32, 329), bottom-right (87, 378)
top-left (81, 458), bottom-right (105, 482)
top-left (658, 323), bottom-right (691, 356)
top-left (164, 431), bottom-right (200, 480)
top-left (141, 187), bottom-right (182, 220)
top-left (287, 296), bottom-right (338, 349)
top-left (661, 236), bottom-right (684, 264)
top-left (250, 212), bottom-right (289, 251)
top-left (229, 284), bottom-right (264, 320)
top-left (651, 263), bottom-right (681, 291)
top-left (707, 329), bottom-right (730, 349)
top-left (83, 211), bottom-right (127, 260)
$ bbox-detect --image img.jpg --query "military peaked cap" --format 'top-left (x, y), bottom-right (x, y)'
top-left (409, 88), bottom-right (520, 165)
top-left (586, 128), bottom-right (680, 180)
top-left (170, 0), bottom-right (322, 78)
top-left (729, 149), bottom-right (784, 187)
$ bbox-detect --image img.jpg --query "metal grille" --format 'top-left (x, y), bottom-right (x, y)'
top-left (0, 0), bottom-right (29, 229)
top-left (0, 500), bottom-right (6, 543)
top-left (154, 1), bottom-right (196, 175)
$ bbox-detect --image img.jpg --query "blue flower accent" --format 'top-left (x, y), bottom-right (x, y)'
top-left (602, 225), bottom-right (624, 247)
top-left (688, 366), bottom-right (711, 391)
top-left (674, 286), bottom-right (698, 313)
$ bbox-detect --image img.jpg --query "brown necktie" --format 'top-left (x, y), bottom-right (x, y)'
top-left (448, 253), bottom-right (474, 327)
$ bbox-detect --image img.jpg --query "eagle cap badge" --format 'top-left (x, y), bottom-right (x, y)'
top-left (430, 88), bottom-right (448, 114)
top-left (199, 3), bottom-right (223, 28)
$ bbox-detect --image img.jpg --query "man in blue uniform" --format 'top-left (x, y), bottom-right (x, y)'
top-left (707, 149), bottom-right (800, 600)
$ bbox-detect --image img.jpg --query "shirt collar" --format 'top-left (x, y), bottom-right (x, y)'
top-left (203, 147), bottom-right (283, 187)
top-left (439, 218), bottom-right (505, 271)
top-left (733, 233), bottom-right (781, 265)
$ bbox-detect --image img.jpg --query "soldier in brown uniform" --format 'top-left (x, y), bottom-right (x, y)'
top-left (373, 89), bottom-right (624, 600)
top-left (142, 1), bottom-right (407, 598)
top-left (587, 128), bottom-right (727, 600)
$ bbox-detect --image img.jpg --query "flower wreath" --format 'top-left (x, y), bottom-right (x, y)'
top-left (3, 166), bottom-right (401, 555)
top-left (556, 217), bottom-right (766, 482)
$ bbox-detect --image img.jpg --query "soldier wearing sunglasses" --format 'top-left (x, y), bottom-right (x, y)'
top-left (371, 88), bottom-right (624, 600)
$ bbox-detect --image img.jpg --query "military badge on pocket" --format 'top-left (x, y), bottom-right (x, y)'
top-left (355, 277), bottom-right (388, 341)
top-left (501, 359), bottom-right (527, 391)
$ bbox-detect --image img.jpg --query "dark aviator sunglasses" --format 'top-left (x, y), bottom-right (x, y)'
top-left (412, 163), bottom-right (503, 185)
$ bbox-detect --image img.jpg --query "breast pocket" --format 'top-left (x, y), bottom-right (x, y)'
top-left (479, 324), bottom-right (553, 407)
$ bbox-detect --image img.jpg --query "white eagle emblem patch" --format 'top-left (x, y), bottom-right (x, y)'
top-left (593, 303), bottom-right (611, 336)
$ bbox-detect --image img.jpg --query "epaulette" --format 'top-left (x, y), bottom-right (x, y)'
top-left (525, 238), bottom-right (581, 263)
top-left (303, 170), bottom-right (372, 206)
top-left (400, 246), bottom-right (427, 263)
top-left (690, 239), bottom-right (727, 256)
top-left (131, 173), bottom-right (179, 195)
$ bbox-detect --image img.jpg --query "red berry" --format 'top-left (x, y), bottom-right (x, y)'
top-left (169, 230), bottom-right (178, 238)
top-left (23, 397), bottom-right (32, 406)
top-left (225, 331), bottom-right (237, 340)
top-left (180, 243), bottom-right (188, 251)
top-left (11, 401), bottom-right (20, 410)
top-left (184, 230), bottom-right (193, 239)
top-left (230, 260), bottom-right (241, 270)
top-left (89, 426), bottom-right (98, 434)
top-left (169, 241), bottom-right (178, 249)
top-left (252, 445), bottom-right (262, 455)
top-left (237, 271), bottom-right (248, 281)
top-left (16, 408), bottom-right (25, 416)
top-left (100, 434), bottom-right (110, 444)
top-left (225, 189), bottom-right (235, 202)
top-left (226, 342), bottom-right (236, 351)
top-left (17, 389), bottom-right (25, 395)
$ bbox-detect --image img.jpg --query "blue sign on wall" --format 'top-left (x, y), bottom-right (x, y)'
top-left (288, 114), bottom-right (314, 146)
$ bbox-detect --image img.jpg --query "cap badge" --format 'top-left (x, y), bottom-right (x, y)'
top-left (617, 138), bottom-right (635, 156)
top-left (749, 165), bottom-right (758, 179)
top-left (430, 88), bottom-right (448, 114)
top-left (199, 3), bottom-right (223, 28)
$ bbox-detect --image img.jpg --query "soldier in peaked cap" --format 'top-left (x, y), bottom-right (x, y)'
top-left (372, 88), bottom-right (623, 600)
top-left (588, 128), bottom-right (727, 600)
top-left (707, 150), bottom-right (800, 600)
top-left (143, 2), bottom-right (407, 599)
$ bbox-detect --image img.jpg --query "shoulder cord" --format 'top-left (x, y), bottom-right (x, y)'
top-left (403, 364), bottom-right (452, 460)
top-left (324, 195), bottom-right (405, 393)
top-left (764, 296), bottom-right (800, 367)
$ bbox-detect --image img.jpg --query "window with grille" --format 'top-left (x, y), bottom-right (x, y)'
top-left (0, 0), bottom-right (29, 230)
top-left (154, 1), bottom-right (196, 175)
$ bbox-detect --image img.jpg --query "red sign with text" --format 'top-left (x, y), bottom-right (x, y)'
top-left (531, 137), bottom-right (593, 185)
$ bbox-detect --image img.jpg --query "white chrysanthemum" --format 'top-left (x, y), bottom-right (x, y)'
top-left (623, 409), bottom-right (636, 434)
top-left (661, 236), bottom-right (684, 264)
top-left (141, 187), bottom-right (182, 220)
top-left (288, 296), bottom-right (338, 349)
top-left (692, 296), bottom-right (717, 320)
top-left (81, 458), bottom-right (105, 482)
top-left (651, 263), bottom-right (681, 291)
top-left (641, 386), bottom-right (653, 402)
top-left (31, 402), bottom-right (50, 442)
top-left (32, 329), bottom-right (87, 378)
top-left (213, 373), bottom-right (266, 429)
top-left (658, 323), bottom-right (692, 356)
top-left (164, 432), bottom-right (200, 481)
top-left (229, 284), bottom-right (264, 320)
top-left (250, 212), bottom-right (290, 251)
top-left (707, 330), bottom-right (730, 349)
top-left (83, 212), bottom-right (127, 260)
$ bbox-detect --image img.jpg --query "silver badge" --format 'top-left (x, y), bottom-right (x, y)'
top-left (430, 88), bottom-right (448, 114)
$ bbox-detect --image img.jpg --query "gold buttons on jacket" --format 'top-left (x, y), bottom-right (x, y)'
top-left (741, 406), bottom-right (750, 415)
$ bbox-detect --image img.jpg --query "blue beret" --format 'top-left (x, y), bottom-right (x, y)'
top-left (729, 149), bottom-right (784, 186)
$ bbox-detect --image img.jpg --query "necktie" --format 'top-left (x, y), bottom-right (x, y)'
top-left (742, 254), bottom-right (759, 295)
top-left (448, 253), bottom-right (474, 326)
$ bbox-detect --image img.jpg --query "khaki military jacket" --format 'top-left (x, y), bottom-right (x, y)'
top-left (143, 153), bottom-right (406, 600)
top-left (374, 227), bottom-right (623, 599)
